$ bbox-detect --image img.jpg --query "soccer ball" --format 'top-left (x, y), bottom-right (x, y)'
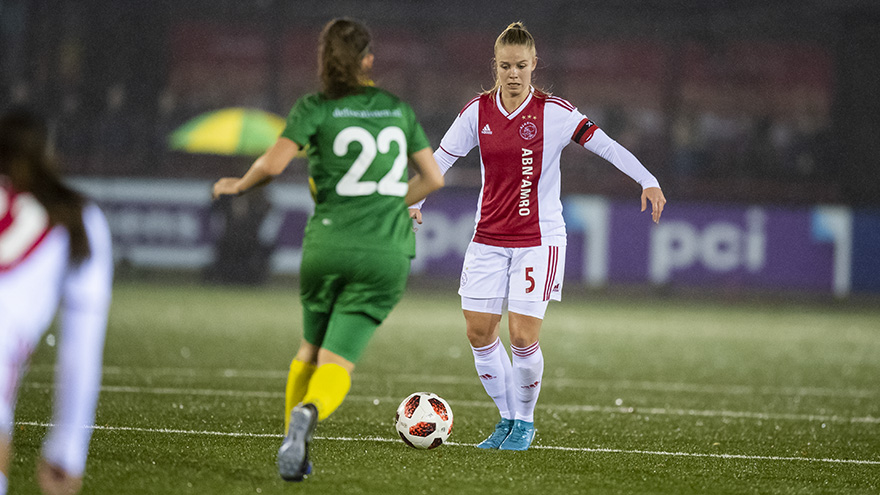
top-left (394, 392), bottom-right (453, 449)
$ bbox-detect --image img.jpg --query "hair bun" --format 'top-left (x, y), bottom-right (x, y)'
top-left (507, 21), bottom-right (526, 30)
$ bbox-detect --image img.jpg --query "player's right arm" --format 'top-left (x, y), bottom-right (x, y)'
top-left (433, 96), bottom-right (480, 177)
top-left (214, 95), bottom-right (318, 199)
top-left (212, 137), bottom-right (301, 198)
top-left (409, 97), bottom-right (479, 214)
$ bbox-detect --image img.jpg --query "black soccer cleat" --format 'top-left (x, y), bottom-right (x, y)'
top-left (277, 403), bottom-right (318, 481)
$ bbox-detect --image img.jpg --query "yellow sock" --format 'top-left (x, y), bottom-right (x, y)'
top-left (302, 363), bottom-right (351, 422)
top-left (284, 359), bottom-right (316, 433)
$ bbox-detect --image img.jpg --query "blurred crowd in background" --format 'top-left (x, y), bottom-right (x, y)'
top-left (3, 0), bottom-right (879, 206)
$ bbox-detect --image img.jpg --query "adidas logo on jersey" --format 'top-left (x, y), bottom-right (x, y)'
top-left (481, 124), bottom-right (492, 135)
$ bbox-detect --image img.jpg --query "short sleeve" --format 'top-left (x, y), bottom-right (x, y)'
top-left (281, 94), bottom-right (322, 147)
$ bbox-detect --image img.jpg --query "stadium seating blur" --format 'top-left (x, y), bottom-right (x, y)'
top-left (4, 0), bottom-right (876, 206)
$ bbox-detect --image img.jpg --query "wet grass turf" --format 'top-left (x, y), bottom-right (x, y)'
top-left (9, 280), bottom-right (880, 494)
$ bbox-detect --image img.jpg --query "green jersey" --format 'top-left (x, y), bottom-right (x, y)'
top-left (282, 86), bottom-right (430, 257)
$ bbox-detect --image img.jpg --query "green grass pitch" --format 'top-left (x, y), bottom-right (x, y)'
top-left (9, 280), bottom-right (880, 494)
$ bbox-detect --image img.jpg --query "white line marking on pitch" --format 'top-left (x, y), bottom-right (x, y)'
top-left (25, 365), bottom-right (880, 399)
top-left (14, 421), bottom-right (880, 466)
top-left (21, 382), bottom-right (880, 424)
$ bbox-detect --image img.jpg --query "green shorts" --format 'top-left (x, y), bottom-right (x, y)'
top-left (299, 247), bottom-right (410, 363)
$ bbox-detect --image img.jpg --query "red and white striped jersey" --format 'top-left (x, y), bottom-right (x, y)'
top-left (434, 86), bottom-right (659, 248)
top-left (0, 179), bottom-right (51, 272)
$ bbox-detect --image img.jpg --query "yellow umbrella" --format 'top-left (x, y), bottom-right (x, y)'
top-left (169, 107), bottom-right (300, 156)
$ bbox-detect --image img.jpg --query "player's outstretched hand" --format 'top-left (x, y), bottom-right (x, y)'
top-left (37, 458), bottom-right (82, 495)
top-left (212, 178), bottom-right (240, 199)
top-left (641, 187), bottom-right (666, 224)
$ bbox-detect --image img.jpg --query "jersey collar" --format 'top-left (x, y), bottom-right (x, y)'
top-left (495, 86), bottom-right (534, 120)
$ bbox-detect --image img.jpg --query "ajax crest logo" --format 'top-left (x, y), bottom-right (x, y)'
top-left (519, 121), bottom-right (537, 140)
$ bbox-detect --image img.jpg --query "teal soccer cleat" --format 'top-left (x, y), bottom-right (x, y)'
top-left (498, 419), bottom-right (535, 451)
top-left (277, 403), bottom-right (317, 481)
top-left (477, 418), bottom-right (514, 449)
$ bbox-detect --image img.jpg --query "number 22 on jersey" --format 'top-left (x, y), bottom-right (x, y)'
top-left (334, 126), bottom-right (408, 197)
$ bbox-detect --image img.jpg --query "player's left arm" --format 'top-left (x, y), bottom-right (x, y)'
top-left (573, 119), bottom-right (666, 223)
top-left (212, 137), bottom-right (301, 199)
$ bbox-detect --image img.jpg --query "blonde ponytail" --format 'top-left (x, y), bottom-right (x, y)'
top-left (495, 22), bottom-right (536, 53)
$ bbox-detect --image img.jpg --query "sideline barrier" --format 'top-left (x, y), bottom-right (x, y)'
top-left (71, 178), bottom-right (877, 296)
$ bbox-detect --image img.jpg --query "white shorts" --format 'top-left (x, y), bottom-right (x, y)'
top-left (458, 241), bottom-right (565, 302)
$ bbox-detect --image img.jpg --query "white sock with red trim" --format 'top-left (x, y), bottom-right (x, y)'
top-left (471, 338), bottom-right (513, 420)
top-left (511, 341), bottom-right (544, 422)
top-left (499, 338), bottom-right (516, 418)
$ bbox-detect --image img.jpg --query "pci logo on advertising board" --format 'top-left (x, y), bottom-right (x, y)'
top-left (648, 207), bottom-right (767, 285)
top-left (564, 196), bottom-right (853, 296)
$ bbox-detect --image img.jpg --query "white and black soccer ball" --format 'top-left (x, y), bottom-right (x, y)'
top-left (394, 392), bottom-right (453, 449)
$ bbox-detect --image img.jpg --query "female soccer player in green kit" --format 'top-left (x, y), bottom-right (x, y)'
top-left (212, 18), bottom-right (443, 482)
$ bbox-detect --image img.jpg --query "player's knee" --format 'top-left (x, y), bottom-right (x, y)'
top-left (464, 313), bottom-right (501, 346)
top-left (466, 326), bottom-right (497, 348)
top-left (507, 308), bottom-right (544, 347)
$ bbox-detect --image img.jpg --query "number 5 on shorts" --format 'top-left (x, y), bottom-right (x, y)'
top-left (525, 267), bottom-right (535, 293)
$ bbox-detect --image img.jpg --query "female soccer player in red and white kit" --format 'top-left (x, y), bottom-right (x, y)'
top-left (411, 22), bottom-right (666, 450)
top-left (0, 110), bottom-right (113, 495)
